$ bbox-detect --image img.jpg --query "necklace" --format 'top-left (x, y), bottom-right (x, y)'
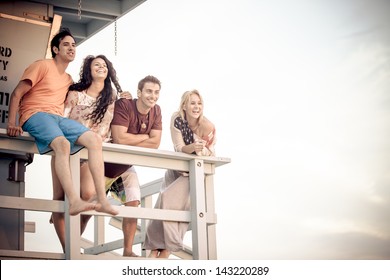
top-left (139, 112), bottom-right (149, 130)
top-left (135, 101), bottom-right (149, 131)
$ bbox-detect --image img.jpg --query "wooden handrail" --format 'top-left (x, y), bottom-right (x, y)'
top-left (0, 127), bottom-right (230, 260)
top-left (0, 128), bottom-right (230, 170)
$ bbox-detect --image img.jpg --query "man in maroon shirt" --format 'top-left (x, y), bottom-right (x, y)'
top-left (106, 75), bottom-right (162, 257)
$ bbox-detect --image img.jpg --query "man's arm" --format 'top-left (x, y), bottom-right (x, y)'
top-left (7, 80), bottom-right (32, 136)
top-left (142, 129), bottom-right (162, 149)
top-left (111, 125), bottom-right (162, 148)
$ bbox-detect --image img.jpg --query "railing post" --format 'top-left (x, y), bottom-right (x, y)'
top-left (65, 153), bottom-right (81, 259)
top-left (94, 216), bottom-right (105, 246)
top-left (141, 194), bottom-right (153, 257)
top-left (189, 158), bottom-right (207, 260)
top-left (205, 173), bottom-right (217, 259)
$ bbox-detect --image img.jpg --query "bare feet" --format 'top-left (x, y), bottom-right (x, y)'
top-left (148, 250), bottom-right (159, 258)
top-left (69, 199), bottom-right (96, 216)
top-left (158, 249), bottom-right (170, 258)
top-left (148, 249), bottom-right (170, 258)
top-left (95, 199), bottom-right (119, 216)
top-left (123, 251), bottom-right (139, 257)
top-left (87, 195), bottom-right (98, 203)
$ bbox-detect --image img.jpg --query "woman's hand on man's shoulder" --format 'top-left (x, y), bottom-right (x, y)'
top-left (119, 91), bottom-right (132, 99)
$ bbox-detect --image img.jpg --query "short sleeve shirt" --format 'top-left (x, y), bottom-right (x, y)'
top-left (110, 98), bottom-right (162, 132)
top-left (18, 59), bottom-right (73, 126)
top-left (64, 90), bottom-right (115, 143)
top-left (104, 98), bottom-right (162, 178)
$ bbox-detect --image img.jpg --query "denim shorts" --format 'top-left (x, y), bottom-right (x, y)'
top-left (22, 112), bottom-right (89, 155)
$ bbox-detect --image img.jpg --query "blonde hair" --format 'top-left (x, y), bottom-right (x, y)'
top-left (178, 89), bottom-right (204, 124)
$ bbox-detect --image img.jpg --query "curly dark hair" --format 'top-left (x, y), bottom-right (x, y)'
top-left (69, 54), bottom-right (122, 125)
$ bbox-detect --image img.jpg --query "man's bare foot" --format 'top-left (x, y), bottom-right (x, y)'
top-left (148, 250), bottom-right (159, 258)
top-left (69, 199), bottom-right (96, 216)
top-left (123, 251), bottom-right (139, 257)
top-left (95, 200), bottom-right (118, 215)
top-left (157, 249), bottom-right (170, 258)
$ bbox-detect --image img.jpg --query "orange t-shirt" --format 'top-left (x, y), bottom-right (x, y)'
top-left (18, 59), bottom-right (73, 126)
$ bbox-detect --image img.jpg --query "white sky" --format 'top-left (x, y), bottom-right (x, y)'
top-left (24, 0), bottom-right (390, 260)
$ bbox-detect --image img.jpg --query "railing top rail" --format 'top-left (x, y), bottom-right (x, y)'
top-left (0, 128), bottom-right (231, 168)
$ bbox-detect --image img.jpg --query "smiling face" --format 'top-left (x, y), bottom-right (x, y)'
top-left (184, 93), bottom-right (203, 120)
top-left (54, 35), bottom-right (76, 62)
top-left (137, 82), bottom-right (160, 112)
top-left (90, 57), bottom-right (108, 81)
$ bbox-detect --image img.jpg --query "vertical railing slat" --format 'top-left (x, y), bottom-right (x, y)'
top-left (67, 153), bottom-right (81, 259)
top-left (189, 158), bottom-right (207, 260)
top-left (205, 174), bottom-right (217, 259)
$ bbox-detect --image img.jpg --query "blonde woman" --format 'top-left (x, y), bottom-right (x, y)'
top-left (144, 89), bottom-right (216, 258)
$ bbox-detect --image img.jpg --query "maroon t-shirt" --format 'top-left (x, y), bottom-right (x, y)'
top-left (104, 98), bottom-right (162, 178)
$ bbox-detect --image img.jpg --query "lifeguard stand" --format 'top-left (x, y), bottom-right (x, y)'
top-left (0, 152), bottom-right (33, 252)
top-left (0, 1), bottom-right (60, 254)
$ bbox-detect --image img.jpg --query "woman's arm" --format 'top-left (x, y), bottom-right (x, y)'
top-left (170, 114), bottom-right (193, 153)
top-left (63, 90), bottom-right (79, 118)
top-left (170, 113), bottom-right (214, 155)
top-left (196, 117), bottom-right (216, 156)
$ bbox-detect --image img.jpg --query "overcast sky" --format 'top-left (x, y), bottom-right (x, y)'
top-left (25, 0), bottom-right (390, 260)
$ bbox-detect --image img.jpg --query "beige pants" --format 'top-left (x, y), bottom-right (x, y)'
top-left (143, 170), bottom-right (190, 252)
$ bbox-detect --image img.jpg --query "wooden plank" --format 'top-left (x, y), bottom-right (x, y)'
top-left (189, 159), bottom-right (207, 260)
top-left (78, 253), bottom-right (141, 260)
top-left (24, 221), bottom-right (36, 233)
top-left (45, 14), bottom-right (61, 58)
top-left (94, 216), bottom-right (105, 246)
top-left (205, 174), bottom-right (218, 259)
top-left (67, 153), bottom-right (82, 260)
top-left (0, 129), bottom-right (231, 168)
top-left (80, 237), bottom-right (121, 257)
top-left (0, 195), bottom-right (64, 212)
top-left (0, 249), bottom-right (64, 260)
top-left (83, 238), bottom-right (123, 255)
top-left (0, 13), bottom-right (51, 27)
top-left (82, 205), bottom-right (193, 223)
top-left (140, 177), bottom-right (163, 197)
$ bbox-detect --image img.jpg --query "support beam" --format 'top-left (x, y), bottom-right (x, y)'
top-left (189, 159), bottom-right (207, 260)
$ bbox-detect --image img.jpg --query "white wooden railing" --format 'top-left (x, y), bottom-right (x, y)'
top-left (0, 128), bottom-right (230, 260)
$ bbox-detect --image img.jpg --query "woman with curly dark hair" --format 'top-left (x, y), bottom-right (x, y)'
top-left (65, 54), bottom-right (122, 138)
top-left (50, 54), bottom-right (129, 252)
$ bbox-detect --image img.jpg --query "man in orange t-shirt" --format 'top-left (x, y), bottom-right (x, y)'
top-left (7, 28), bottom-right (118, 219)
